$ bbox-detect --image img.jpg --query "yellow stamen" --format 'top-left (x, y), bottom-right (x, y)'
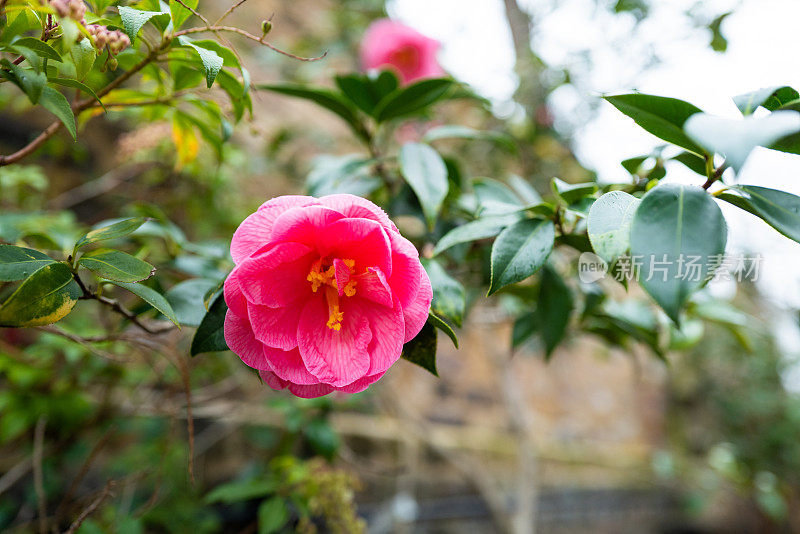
top-left (306, 258), bottom-right (359, 330)
top-left (325, 287), bottom-right (344, 331)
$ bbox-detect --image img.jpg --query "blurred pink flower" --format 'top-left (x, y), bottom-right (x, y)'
top-left (224, 194), bottom-right (432, 398)
top-left (361, 19), bottom-right (445, 85)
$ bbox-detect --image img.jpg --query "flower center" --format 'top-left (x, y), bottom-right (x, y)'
top-left (389, 45), bottom-right (420, 70)
top-left (306, 258), bottom-right (358, 331)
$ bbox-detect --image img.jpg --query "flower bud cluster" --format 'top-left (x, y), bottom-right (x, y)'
top-left (86, 24), bottom-right (131, 54)
top-left (49, 0), bottom-right (86, 21)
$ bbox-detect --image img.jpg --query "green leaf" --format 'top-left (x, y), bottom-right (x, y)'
top-left (0, 263), bottom-right (81, 327)
top-left (0, 245), bottom-right (55, 281)
top-left (118, 7), bottom-right (168, 44)
top-left (535, 265), bottom-right (573, 358)
top-left (258, 496), bottom-right (289, 534)
top-left (551, 178), bottom-right (597, 204)
top-left (187, 40), bottom-right (239, 68)
top-left (708, 12), bottom-right (730, 52)
top-left (399, 143), bottom-right (449, 230)
top-left (191, 293), bottom-right (228, 355)
top-left (177, 36), bottom-right (223, 88)
top-left (78, 249), bottom-right (155, 283)
top-left (587, 191), bottom-right (640, 264)
top-left (671, 151), bottom-right (707, 176)
top-left (373, 78), bottom-right (453, 122)
top-left (685, 111), bottom-right (800, 171)
top-left (422, 258), bottom-right (465, 327)
top-left (487, 218), bottom-right (555, 295)
top-left (257, 84), bottom-right (365, 140)
top-left (629, 183), bottom-right (727, 323)
top-left (604, 93), bottom-right (706, 155)
top-left (428, 311), bottom-right (458, 348)
top-left (108, 281), bottom-right (179, 326)
top-left (621, 156), bottom-right (648, 175)
top-left (306, 154), bottom-right (379, 197)
top-left (1, 59), bottom-right (46, 104)
top-left (170, 0), bottom-right (198, 30)
top-left (422, 125), bottom-right (516, 151)
top-left (726, 185), bottom-right (800, 243)
top-left (512, 311), bottom-right (536, 348)
top-left (335, 73), bottom-right (378, 114)
top-left (68, 39), bottom-right (97, 81)
top-left (401, 320), bottom-right (438, 376)
top-left (166, 278), bottom-right (219, 327)
top-left (48, 77), bottom-right (105, 110)
top-left (39, 86), bottom-right (76, 140)
top-left (734, 86), bottom-right (799, 115)
top-left (11, 37), bottom-right (62, 63)
top-left (474, 177), bottom-right (524, 213)
top-left (205, 479), bottom-right (278, 504)
top-left (433, 214), bottom-right (520, 255)
top-left (74, 217), bottom-right (147, 251)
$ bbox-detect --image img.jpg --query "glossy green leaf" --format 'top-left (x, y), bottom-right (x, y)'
top-left (78, 249), bottom-right (155, 283)
top-left (551, 178), bottom-right (598, 204)
top-left (685, 111), bottom-right (800, 171)
top-left (108, 281), bottom-right (179, 326)
top-left (671, 151), bottom-right (707, 176)
top-left (258, 496), bottom-right (288, 534)
top-left (399, 143), bottom-right (449, 230)
top-left (401, 320), bottom-right (438, 376)
top-left (48, 77), bottom-right (105, 110)
top-left (434, 214), bottom-right (520, 255)
top-left (373, 78), bottom-right (453, 122)
top-left (587, 191), bottom-right (640, 264)
top-left (0, 59), bottom-right (46, 104)
top-left (536, 265), bottom-right (573, 358)
top-left (69, 39), bottom-right (97, 81)
top-left (191, 293), bottom-right (229, 355)
top-left (39, 86), bottom-right (76, 140)
top-left (205, 479), bottom-right (277, 504)
top-left (170, 0), bottom-right (198, 30)
top-left (335, 73), bottom-right (378, 114)
top-left (0, 245), bottom-right (55, 281)
top-left (487, 218), bottom-right (555, 295)
top-left (257, 84), bottom-right (365, 140)
top-left (11, 37), bottom-right (62, 62)
top-left (428, 311), bottom-right (458, 348)
top-left (734, 86), bottom-right (799, 115)
top-left (0, 263), bottom-right (81, 327)
top-left (187, 39), bottom-right (239, 67)
top-left (422, 258), bottom-right (465, 327)
top-left (604, 93), bottom-right (706, 155)
top-left (166, 278), bottom-right (219, 327)
top-left (630, 183), bottom-right (727, 323)
top-left (74, 217), bottom-right (147, 251)
top-left (728, 185), bottom-right (800, 243)
top-left (178, 36), bottom-right (223, 88)
top-left (118, 7), bottom-right (167, 43)
top-left (621, 156), bottom-right (648, 175)
top-left (422, 125), bottom-right (516, 151)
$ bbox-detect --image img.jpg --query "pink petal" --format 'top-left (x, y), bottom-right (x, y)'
top-left (248, 303), bottom-right (302, 350)
top-left (387, 232), bottom-right (422, 309)
top-left (317, 218), bottom-right (392, 278)
top-left (263, 346), bottom-right (320, 385)
top-left (356, 267), bottom-right (393, 308)
top-left (231, 196), bottom-right (318, 264)
top-left (224, 311), bottom-right (268, 369)
top-left (238, 242), bottom-right (316, 307)
top-left (270, 206), bottom-right (345, 247)
top-left (402, 270), bottom-right (432, 343)
top-left (335, 371), bottom-right (385, 394)
top-left (352, 297), bottom-right (405, 375)
top-left (319, 194), bottom-right (398, 231)
top-left (333, 258), bottom-right (352, 297)
top-left (288, 382), bottom-right (335, 398)
top-left (258, 370), bottom-right (289, 391)
top-left (297, 294), bottom-right (372, 387)
top-left (223, 267), bottom-right (248, 319)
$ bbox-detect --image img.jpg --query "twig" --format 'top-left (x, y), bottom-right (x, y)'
top-left (175, 25), bottom-right (327, 61)
top-left (49, 162), bottom-right (159, 210)
top-left (55, 429), bottom-right (115, 523)
top-left (34, 417), bottom-right (47, 534)
top-left (702, 161), bottom-right (728, 190)
top-left (63, 480), bottom-right (115, 534)
top-left (214, 0), bottom-right (249, 25)
top-left (72, 274), bottom-right (175, 336)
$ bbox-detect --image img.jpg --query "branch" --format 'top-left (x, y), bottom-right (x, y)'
top-left (73, 274), bottom-right (175, 335)
top-left (214, 0), bottom-right (249, 25)
top-left (63, 480), bottom-right (115, 534)
top-left (175, 25), bottom-right (327, 61)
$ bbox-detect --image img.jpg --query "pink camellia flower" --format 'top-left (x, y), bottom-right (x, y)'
top-left (224, 194), bottom-right (432, 398)
top-left (360, 19), bottom-right (445, 85)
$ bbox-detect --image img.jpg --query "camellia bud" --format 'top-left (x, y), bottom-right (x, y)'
top-left (261, 20), bottom-right (272, 35)
top-left (50, 0), bottom-right (70, 18)
top-left (93, 30), bottom-right (108, 49)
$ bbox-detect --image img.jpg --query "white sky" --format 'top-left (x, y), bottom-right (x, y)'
top-left (391, 0), bottom-right (800, 324)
